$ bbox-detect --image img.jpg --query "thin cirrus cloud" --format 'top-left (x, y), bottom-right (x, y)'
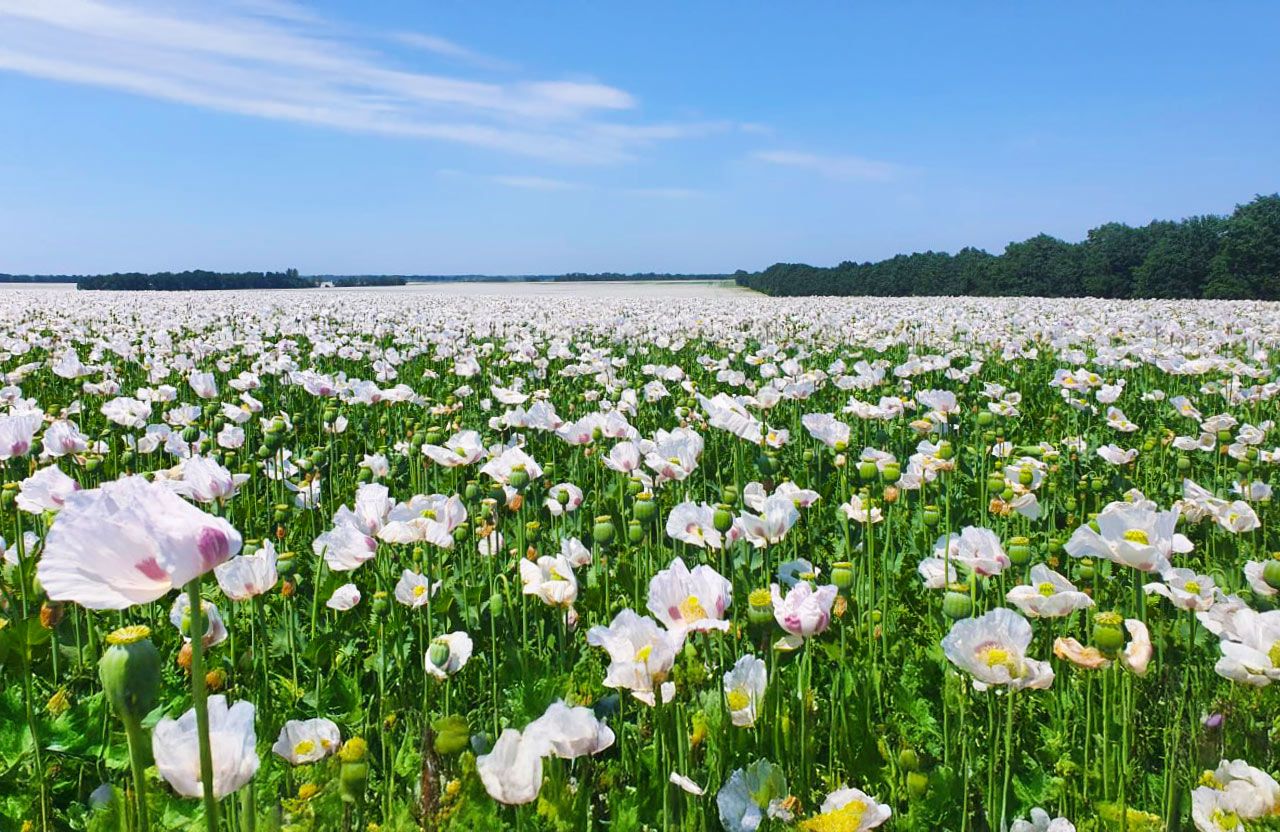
top-left (752, 149), bottom-right (901, 182)
top-left (391, 31), bottom-right (516, 72)
top-left (440, 169), bottom-right (702, 198)
top-left (0, 0), bottom-right (715, 164)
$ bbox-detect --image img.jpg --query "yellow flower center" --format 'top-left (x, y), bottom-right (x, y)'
top-left (1268, 642), bottom-right (1280, 667)
top-left (1122, 529), bottom-right (1150, 545)
top-left (799, 800), bottom-right (868, 832)
top-left (294, 740), bottom-right (316, 756)
top-left (1037, 582), bottom-right (1056, 597)
top-left (1210, 808), bottom-right (1242, 830)
top-left (635, 644), bottom-right (653, 663)
top-left (1199, 770), bottom-right (1224, 789)
top-left (106, 625), bottom-right (152, 645)
top-left (1184, 581), bottom-right (1201, 595)
top-left (978, 646), bottom-right (1021, 677)
top-left (420, 509), bottom-right (437, 520)
top-left (679, 595), bottom-right (708, 622)
top-left (726, 688), bottom-right (750, 712)
top-left (412, 585), bottom-right (426, 598)
top-left (297, 783), bottom-right (319, 800)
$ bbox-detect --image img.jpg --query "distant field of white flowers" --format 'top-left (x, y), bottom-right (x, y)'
top-left (2, 289), bottom-right (1279, 832)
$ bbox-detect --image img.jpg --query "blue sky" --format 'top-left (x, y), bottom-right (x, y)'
top-left (1, 1), bottom-right (1278, 275)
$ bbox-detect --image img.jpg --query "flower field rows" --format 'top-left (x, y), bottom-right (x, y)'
top-left (2, 290), bottom-right (1279, 831)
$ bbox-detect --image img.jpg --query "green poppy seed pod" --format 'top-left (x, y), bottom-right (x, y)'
top-left (1142, 439), bottom-right (1156, 453)
top-left (1092, 612), bottom-right (1125, 656)
top-left (858, 461), bottom-right (879, 481)
top-left (802, 448), bottom-right (814, 463)
top-left (1000, 486), bottom-right (1015, 501)
top-left (721, 484), bottom-right (739, 505)
top-left (922, 505), bottom-right (941, 527)
top-left (626, 520), bottom-right (644, 544)
top-left (179, 426), bottom-right (199, 443)
top-left (936, 441), bottom-right (954, 460)
top-left (1176, 456), bottom-right (1191, 472)
top-left (625, 477), bottom-right (644, 496)
top-left (1065, 496), bottom-right (1078, 513)
top-left (1217, 429), bottom-right (1233, 444)
top-left (907, 771), bottom-right (929, 800)
top-left (1262, 558), bottom-right (1280, 591)
top-left (976, 411), bottom-right (994, 427)
top-left (308, 449), bottom-right (324, 466)
top-left (525, 521), bottom-right (541, 542)
top-left (941, 591), bottom-right (973, 620)
top-left (356, 467), bottom-right (373, 483)
top-left (1246, 446), bottom-right (1259, 461)
top-left (1236, 460), bottom-right (1252, 475)
top-left (592, 516), bottom-right (615, 545)
top-left (1047, 538), bottom-right (1064, 555)
top-left (339, 756), bottom-right (369, 804)
top-left (427, 639), bottom-right (451, 669)
top-left (1090, 477), bottom-right (1104, 492)
top-left (452, 525), bottom-right (469, 544)
top-left (712, 504), bottom-right (734, 533)
top-left (273, 503), bottom-right (290, 523)
top-left (897, 748), bottom-right (921, 772)
top-left (487, 485), bottom-right (506, 503)
top-left (882, 463), bottom-right (901, 483)
top-left (424, 429), bottom-right (443, 445)
top-left (982, 430), bottom-right (997, 445)
top-left (556, 489), bottom-right (571, 506)
top-left (632, 496), bottom-right (657, 523)
top-left (1018, 466), bottom-right (1034, 487)
top-left (464, 481), bottom-right (480, 500)
top-left (296, 458), bottom-right (313, 474)
top-left (985, 475), bottom-right (1004, 493)
top-left (591, 426), bottom-right (604, 442)
top-left (120, 450), bottom-right (135, 466)
top-left (255, 444), bottom-right (272, 460)
top-left (747, 588), bottom-right (774, 627)
top-left (322, 406), bottom-right (338, 422)
top-left (371, 592), bottom-right (389, 615)
top-left (831, 561), bottom-right (855, 591)
top-left (1077, 559), bottom-right (1096, 581)
top-left (264, 432), bottom-right (285, 452)
top-left (85, 456), bottom-right (103, 473)
top-left (98, 626), bottom-right (160, 724)
top-left (1008, 537), bottom-right (1031, 566)
top-left (542, 462), bottom-right (556, 479)
top-left (508, 467), bottom-right (530, 490)
top-left (755, 452), bottom-right (778, 476)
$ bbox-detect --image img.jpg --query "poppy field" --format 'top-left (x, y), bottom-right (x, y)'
top-left (2, 289), bottom-right (1279, 832)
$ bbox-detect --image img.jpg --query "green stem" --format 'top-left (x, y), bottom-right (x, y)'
top-left (187, 577), bottom-right (220, 830)
top-left (123, 715), bottom-right (152, 832)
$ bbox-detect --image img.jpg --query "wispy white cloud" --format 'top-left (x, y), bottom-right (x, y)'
top-left (489, 175), bottom-right (587, 191)
top-left (0, 0), bottom-right (706, 163)
top-left (752, 149), bottom-right (900, 182)
top-left (391, 31), bottom-right (515, 72)
top-left (622, 187), bottom-right (705, 199)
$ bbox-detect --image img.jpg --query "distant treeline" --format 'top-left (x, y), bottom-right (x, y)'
top-left (404, 272), bottom-right (728, 283)
top-left (736, 194), bottom-right (1280, 299)
top-left (314, 276), bottom-right (407, 287)
top-left (0, 274), bottom-right (77, 283)
top-left (76, 270), bottom-right (312, 291)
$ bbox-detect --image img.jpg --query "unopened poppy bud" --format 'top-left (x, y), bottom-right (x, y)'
top-left (935, 441), bottom-right (954, 460)
top-left (721, 484), bottom-right (739, 505)
top-left (831, 561), bottom-right (854, 591)
top-left (986, 475), bottom-right (1005, 493)
top-left (898, 748), bottom-right (920, 771)
top-left (452, 525), bottom-right (469, 544)
top-left (99, 626), bottom-right (160, 723)
top-left (907, 771), bottom-right (929, 799)
top-left (977, 411), bottom-right (994, 426)
top-left (942, 590), bottom-right (973, 620)
top-left (464, 481), bottom-right (480, 500)
top-left (488, 590), bottom-right (505, 619)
